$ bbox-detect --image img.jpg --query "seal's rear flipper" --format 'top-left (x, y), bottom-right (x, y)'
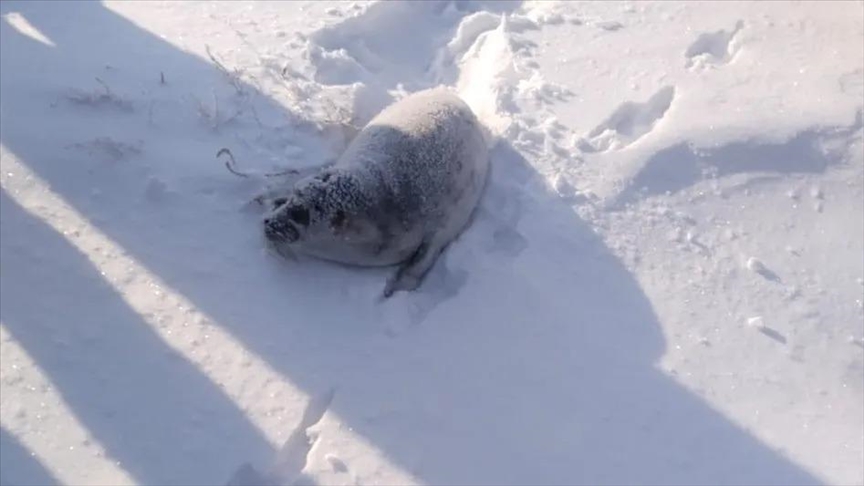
top-left (382, 239), bottom-right (447, 298)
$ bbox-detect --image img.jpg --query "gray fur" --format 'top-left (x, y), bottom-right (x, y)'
top-left (263, 87), bottom-right (489, 297)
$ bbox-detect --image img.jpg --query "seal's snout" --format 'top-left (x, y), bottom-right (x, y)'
top-left (264, 216), bottom-right (299, 243)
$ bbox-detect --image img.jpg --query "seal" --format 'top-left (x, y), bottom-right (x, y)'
top-left (261, 87), bottom-right (489, 297)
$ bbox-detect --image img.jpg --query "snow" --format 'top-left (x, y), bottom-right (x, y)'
top-left (0, 1), bottom-right (862, 485)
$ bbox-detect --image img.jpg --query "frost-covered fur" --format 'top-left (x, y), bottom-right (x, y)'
top-left (263, 87), bottom-right (489, 297)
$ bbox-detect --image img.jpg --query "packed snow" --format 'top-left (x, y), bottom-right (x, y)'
top-left (1, 1), bottom-right (862, 485)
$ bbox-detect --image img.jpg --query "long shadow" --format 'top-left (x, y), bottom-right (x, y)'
top-left (0, 427), bottom-right (59, 486)
top-left (0, 190), bottom-right (272, 485)
top-left (392, 143), bottom-right (820, 485)
top-left (0, 2), bottom-right (821, 485)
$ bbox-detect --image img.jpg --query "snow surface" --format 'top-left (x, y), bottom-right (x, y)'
top-left (1, 1), bottom-right (862, 485)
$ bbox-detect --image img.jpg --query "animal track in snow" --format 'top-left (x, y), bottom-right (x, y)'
top-left (429, 10), bottom-right (502, 84)
top-left (685, 21), bottom-right (744, 70)
top-left (578, 86), bottom-right (676, 153)
top-left (307, 2), bottom-right (517, 89)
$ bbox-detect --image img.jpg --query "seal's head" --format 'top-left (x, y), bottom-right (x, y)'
top-left (263, 169), bottom-right (386, 260)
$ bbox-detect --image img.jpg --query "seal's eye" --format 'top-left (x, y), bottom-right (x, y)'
top-left (287, 205), bottom-right (309, 226)
top-left (272, 198), bottom-right (287, 209)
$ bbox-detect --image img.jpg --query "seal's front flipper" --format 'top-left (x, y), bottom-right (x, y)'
top-left (382, 240), bottom-right (446, 298)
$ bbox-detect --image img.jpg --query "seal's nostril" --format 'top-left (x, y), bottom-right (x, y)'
top-left (263, 218), bottom-right (271, 226)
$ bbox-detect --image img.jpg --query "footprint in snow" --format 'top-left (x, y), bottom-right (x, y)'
top-left (685, 20), bottom-right (744, 70)
top-left (578, 86), bottom-right (676, 153)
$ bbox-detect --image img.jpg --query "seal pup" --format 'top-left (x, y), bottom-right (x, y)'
top-left (261, 87), bottom-right (489, 297)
